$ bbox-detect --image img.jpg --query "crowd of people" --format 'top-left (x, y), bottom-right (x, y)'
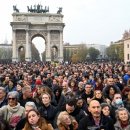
top-left (0, 61), bottom-right (130, 130)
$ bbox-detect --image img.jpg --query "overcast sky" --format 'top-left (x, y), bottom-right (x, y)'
top-left (0, 0), bottom-right (130, 47)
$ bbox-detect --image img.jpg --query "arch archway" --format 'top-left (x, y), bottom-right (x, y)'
top-left (11, 9), bottom-right (65, 62)
top-left (32, 36), bottom-right (45, 61)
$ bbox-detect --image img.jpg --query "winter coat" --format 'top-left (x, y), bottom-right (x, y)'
top-left (0, 103), bottom-right (25, 129)
top-left (78, 113), bottom-right (115, 130)
top-left (114, 121), bottom-right (130, 130)
top-left (22, 117), bottom-right (54, 130)
top-left (38, 104), bottom-right (58, 126)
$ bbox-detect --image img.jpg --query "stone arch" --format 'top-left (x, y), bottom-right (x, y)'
top-left (11, 11), bottom-right (65, 62)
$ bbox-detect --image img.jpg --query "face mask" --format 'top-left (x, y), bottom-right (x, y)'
top-left (115, 99), bottom-right (123, 105)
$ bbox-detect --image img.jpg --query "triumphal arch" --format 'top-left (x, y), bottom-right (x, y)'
top-left (11, 5), bottom-right (65, 62)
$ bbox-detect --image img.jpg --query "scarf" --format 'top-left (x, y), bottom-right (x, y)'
top-left (7, 103), bottom-right (20, 113)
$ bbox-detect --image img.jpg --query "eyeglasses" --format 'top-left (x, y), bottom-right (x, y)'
top-left (8, 98), bottom-right (16, 100)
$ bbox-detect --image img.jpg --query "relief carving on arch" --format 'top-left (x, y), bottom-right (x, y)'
top-left (29, 30), bottom-right (47, 41)
top-left (50, 31), bottom-right (60, 41)
top-left (49, 16), bottom-right (61, 22)
top-left (16, 31), bottom-right (26, 41)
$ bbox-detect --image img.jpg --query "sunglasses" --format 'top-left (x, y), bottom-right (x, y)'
top-left (8, 98), bottom-right (16, 100)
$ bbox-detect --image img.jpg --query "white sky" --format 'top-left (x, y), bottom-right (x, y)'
top-left (0, 0), bottom-right (130, 47)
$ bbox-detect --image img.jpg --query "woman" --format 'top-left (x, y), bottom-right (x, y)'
top-left (56, 111), bottom-right (78, 130)
top-left (53, 87), bottom-right (66, 111)
top-left (92, 90), bottom-right (106, 104)
top-left (75, 96), bottom-right (88, 113)
top-left (114, 107), bottom-right (130, 130)
top-left (0, 91), bottom-right (25, 129)
top-left (38, 92), bottom-right (58, 127)
top-left (101, 103), bottom-right (111, 117)
top-left (23, 109), bottom-right (54, 130)
top-left (105, 86), bottom-right (118, 101)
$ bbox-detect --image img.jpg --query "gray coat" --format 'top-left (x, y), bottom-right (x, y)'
top-left (114, 121), bottom-right (130, 130)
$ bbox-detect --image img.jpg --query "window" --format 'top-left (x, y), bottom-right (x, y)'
top-left (127, 44), bottom-right (129, 48)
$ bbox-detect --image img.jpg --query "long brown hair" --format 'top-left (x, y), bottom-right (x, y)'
top-left (23, 109), bottom-right (49, 130)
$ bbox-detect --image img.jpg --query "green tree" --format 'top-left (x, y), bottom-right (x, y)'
top-left (88, 47), bottom-right (100, 61)
top-left (77, 44), bottom-right (88, 62)
top-left (0, 48), bottom-right (12, 60)
top-left (106, 43), bottom-right (124, 61)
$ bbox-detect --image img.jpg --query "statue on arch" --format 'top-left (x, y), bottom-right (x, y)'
top-left (13, 5), bottom-right (19, 12)
top-left (57, 7), bottom-right (62, 14)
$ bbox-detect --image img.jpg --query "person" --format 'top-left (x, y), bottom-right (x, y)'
top-left (111, 93), bottom-right (124, 123)
top-left (78, 100), bottom-right (115, 130)
top-left (114, 107), bottom-right (130, 130)
top-left (61, 98), bottom-right (86, 123)
top-left (123, 68), bottom-right (130, 85)
top-left (103, 77), bottom-right (121, 98)
top-left (53, 87), bottom-right (66, 111)
top-left (0, 91), bottom-right (25, 129)
top-left (75, 96), bottom-right (88, 113)
top-left (75, 81), bottom-right (84, 96)
top-left (123, 91), bottom-right (130, 112)
top-left (101, 102), bottom-right (111, 117)
top-left (92, 90), bottom-right (106, 104)
top-left (19, 85), bottom-right (35, 107)
top-left (16, 101), bottom-right (37, 130)
top-left (81, 83), bottom-right (94, 105)
top-left (0, 87), bottom-right (7, 108)
top-left (56, 111), bottom-right (78, 130)
top-left (38, 92), bottom-right (58, 127)
top-left (23, 109), bottom-right (54, 130)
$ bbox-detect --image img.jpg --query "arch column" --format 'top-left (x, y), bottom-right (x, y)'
top-left (12, 29), bottom-right (18, 62)
top-left (59, 30), bottom-right (63, 62)
top-left (46, 30), bottom-right (51, 61)
top-left (25, 30), bottom-right (31, 61)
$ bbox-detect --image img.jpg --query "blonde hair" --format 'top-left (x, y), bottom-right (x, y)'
top-left (57, 111), bottom-right (70, 126)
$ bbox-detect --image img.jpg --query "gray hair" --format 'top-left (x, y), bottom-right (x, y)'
top-left (0, 87), bottom-right (6, 93)
top-left (115, 107), bottom-right (130, 121)
top-left (7, 91), bottom-right (19, 100)
top-left (25, 101), bottom-right (37, 110)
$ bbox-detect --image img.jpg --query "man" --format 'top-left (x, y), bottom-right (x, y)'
top-left (15, 101), bottom-right (37, 130)
top-left (19, 85), bottom-right (36, 107)
top-left (78, 100), bottom-right (115, 130)
top-left (81, 83), bottom-right (94, 104)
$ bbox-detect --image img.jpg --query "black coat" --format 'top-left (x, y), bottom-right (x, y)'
top-left (38, 104), bottom-right (58, 126)
top-left (78, 113), bottom-right (115, 130)
top-left (15, 117), bottom-right (26, 130)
